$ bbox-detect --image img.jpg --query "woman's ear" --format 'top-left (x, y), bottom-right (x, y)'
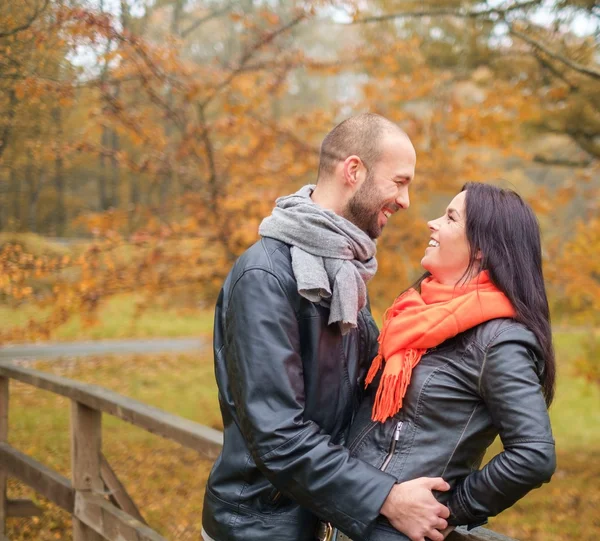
top-left (475, 249), bottom-right (483, 262)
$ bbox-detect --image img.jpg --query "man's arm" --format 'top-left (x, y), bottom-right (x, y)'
top-left (225, 268), bottom-right (448, 540)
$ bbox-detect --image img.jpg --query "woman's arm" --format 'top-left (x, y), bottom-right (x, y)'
top-left (447, 325), bottom-right (556, 527)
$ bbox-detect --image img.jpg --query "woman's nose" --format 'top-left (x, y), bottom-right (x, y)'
top-left (428, 219), bottom-right (440, 231)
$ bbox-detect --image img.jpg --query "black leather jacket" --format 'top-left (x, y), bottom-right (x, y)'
top-left (202, 238), bottom-right (397, 541)
top-left (346, 319), bottom-right (556, 540)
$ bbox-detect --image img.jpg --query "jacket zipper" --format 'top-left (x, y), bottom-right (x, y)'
top-left (380, 421), bottom-right (403, 472)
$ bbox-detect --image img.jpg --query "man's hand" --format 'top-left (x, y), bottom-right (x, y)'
top-left (441, 525), bottom-right (456, 539)
top-left (380, 477), bottom-right (450, 541)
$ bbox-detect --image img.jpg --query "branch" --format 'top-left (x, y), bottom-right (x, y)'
top-left (0, 0), bottom-right (50, 38)
top-left (509, 25), bottom-right (600, 80)
top-left (180, 3), bottom-right (234, 38)
top-left (533, 155), bottom-right (592, 167)
top-left (201, 13), bottom-right (306, 108)
top-left (197, 105), bottom-right (218, 205)
top-left (348, 0), bottom-right (541, 25)
top-left (196, 105), bottom-right (237, 262)
top-left (569, 132), bottom-right (600, 160)
top-left (246, 112), bottom-right (320, 156)
top-left (535, 52), bottom-right (579, 91)
top-left (538, 124), bottom-right (600, 160)
top-left (81, 11), bottom-right (189, 92)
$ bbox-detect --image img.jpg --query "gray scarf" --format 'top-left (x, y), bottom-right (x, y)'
top-left (259, 185), bottom-right (377, 335)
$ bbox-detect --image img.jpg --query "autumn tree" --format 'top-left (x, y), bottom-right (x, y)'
top-left (0, 0), bottom-right (598, 345)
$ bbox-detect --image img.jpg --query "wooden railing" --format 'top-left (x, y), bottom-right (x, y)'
top-left (0, 361), bottom-right (515, 541)
top-left (0, 361), bottom-right (222, 541)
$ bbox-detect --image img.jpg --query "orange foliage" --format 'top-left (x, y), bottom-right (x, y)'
top-left (0, 1), bottom-right (598, 349)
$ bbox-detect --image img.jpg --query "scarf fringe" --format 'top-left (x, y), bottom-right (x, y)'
top-left (365, 353), bottom-right (382, 386)
top-left (370, 349), bottom-right (425, 423)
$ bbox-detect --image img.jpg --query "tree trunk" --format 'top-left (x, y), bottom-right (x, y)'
top-left (53, 107), bottom-right (66, 235)
top-left (109, 105), bottom-right (120, 208)
top-left (157, 0), bottom-right (184, 218)
top-left (27, 174), bottom-right (41, 233)
top-left (0, 178), bottom-right (6, 230)
top-left (0, 88), bottom-right (17, 162)
top-left (128, 175), bottom-right (140, 231)
top-left (99, 125), bottom-right (110, 210)
top-left (10, 167), bottom-right (20, 229)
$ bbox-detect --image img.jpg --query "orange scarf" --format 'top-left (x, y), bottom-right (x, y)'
top-left (365, 271), bottom-right (516, 422)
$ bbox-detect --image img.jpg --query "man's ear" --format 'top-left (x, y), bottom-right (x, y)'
top-left (342, 155), bottom-right (364, 187)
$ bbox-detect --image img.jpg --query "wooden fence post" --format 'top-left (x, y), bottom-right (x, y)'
top-left (71, 401), bottom-right (103, 541)
top-left (0, 376), bottom-right (8, 536)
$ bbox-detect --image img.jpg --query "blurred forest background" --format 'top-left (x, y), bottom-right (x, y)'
top-left (1, 0), bottom-right (599, 540)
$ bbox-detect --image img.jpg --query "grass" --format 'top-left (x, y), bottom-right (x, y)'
top-left (3, 331), bottom-right (600, 540)
top-left (548, 329), bottom-right (600, 450)
top-left (0, 233), bottom-right (216, 344)
top-left (52, 294), bottom-right (215, 341)
top-left (0, 233), bottom-right (72, 258)
top-left (0, 293), bottom-right (215, 342)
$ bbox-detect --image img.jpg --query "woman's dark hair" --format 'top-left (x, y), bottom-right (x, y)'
top-left (413, 182), bottom-right (556, 405)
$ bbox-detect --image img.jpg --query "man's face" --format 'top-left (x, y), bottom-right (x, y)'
top-left (343, 133), bottom-right (416, 239)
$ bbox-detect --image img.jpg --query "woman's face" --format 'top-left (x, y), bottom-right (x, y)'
top-left (421, 191), bottom-right (477, 285)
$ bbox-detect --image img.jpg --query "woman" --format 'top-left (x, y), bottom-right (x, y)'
top-left (346, 182), bottom-right (556, 541)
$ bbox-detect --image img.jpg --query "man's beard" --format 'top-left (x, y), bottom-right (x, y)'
top-left (343, 172), bottom-right (384, 239)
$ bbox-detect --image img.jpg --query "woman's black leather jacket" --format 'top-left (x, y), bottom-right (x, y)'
top-left (346, 318), bottom-right (556, 541)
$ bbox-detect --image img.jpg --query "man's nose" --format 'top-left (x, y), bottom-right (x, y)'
top-left (396, 189), bottom-right (410, 209)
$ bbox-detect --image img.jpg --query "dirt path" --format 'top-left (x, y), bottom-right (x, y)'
top-left (0, 337), bottom-right (207, 361)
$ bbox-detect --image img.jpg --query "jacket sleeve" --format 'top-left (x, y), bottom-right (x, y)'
top-left (366, 299), bottom-right (381, 364)
top-left (447, 326), bottom-right (556, 527)
top-left (224, 268), bottom-right (397, 539)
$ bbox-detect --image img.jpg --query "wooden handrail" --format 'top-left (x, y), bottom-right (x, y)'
top-left (0, 363), bottom-right (223, 459)
top-left (450, 528), bottom-right (516, 540)
top-left (0, 443), bottom-right (75, 513)
top-left (0, 361), bottom-right (516, 541)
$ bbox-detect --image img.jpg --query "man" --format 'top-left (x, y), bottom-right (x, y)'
top-left (202, 113), bottom-right (450, 541)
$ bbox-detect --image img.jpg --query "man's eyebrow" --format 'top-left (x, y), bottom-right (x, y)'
top-left (393, 174), bottom-right (412, 183)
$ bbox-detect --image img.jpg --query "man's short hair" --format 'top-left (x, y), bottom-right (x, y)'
top-left (317, 113), bottom-right (404, 180)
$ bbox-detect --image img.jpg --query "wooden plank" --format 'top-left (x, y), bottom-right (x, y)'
top-left (0, 362), bottom-right (223, 458)
top-left (70, 402), bottom-right (103, 493)
top-left (0, 377), bottom-right (6, 440)
top-left (0, 377), bottom-right (7, 536)
top-left (100, 453), bottom-right (147, 525)
top-left (449, 527), bottom-right (518, 541)
top-left (6, 499), bottom-right (42, 517)
top-left (0, 443), bottom-right (75, 512)
top-left (71, 401), bottom-right (103, 541)
top-left (75, 492), bottom-right (167, 541)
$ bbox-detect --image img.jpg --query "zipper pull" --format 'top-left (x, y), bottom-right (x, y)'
top-left (381, 421), bottom-right (404, 472)
top-left (393, 421), bottom-right (403, 441)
